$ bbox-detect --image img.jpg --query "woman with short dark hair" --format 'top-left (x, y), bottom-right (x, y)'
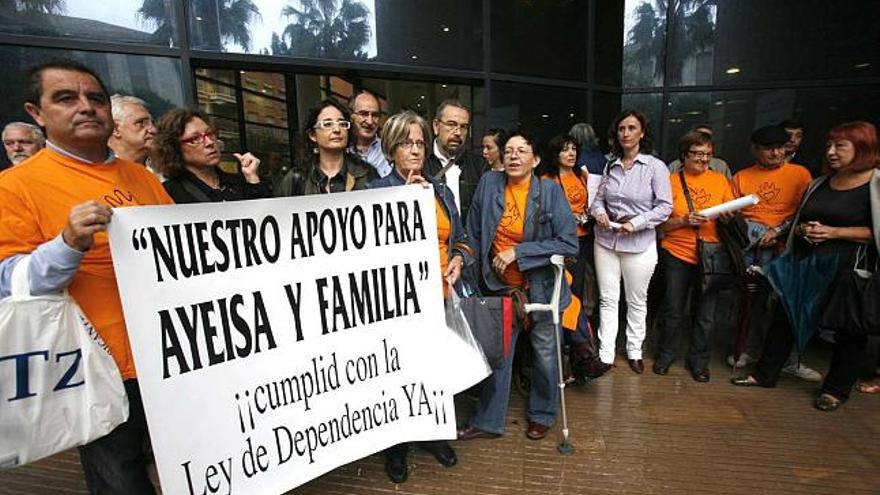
top-left (654, 130), bottom-right (735, 382)
top-left (275, 99), bottom-right (376, 196)
top-left (153, 108), bottom-right (271, 203)
top-left (457, 130), bottom-right (578, 442)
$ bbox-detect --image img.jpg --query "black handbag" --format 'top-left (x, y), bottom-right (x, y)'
top-left (821, 245), bottom-right (880, 337)
top-left (458, 295), bottom-right (517, 369)
top-left (678, 171), bottom-right (735, 277)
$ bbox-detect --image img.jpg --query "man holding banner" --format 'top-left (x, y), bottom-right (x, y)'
top-left (0, 60), bottom-right (173, 493)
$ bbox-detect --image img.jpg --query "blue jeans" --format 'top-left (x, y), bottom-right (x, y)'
top-left (78, 379), bottom-right (153, 495)
top-left (469, 313), bottom-right (560, 434)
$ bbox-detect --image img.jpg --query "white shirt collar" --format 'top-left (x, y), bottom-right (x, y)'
top-left (47, 140), bottom-right (115, 164)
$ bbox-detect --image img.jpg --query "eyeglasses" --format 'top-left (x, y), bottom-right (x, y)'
top-left (687, 150), bottom-right (712, 159)
top-left (314, 120), bottom-right (351, 130)
top-left (180, 130), bottom-right (216, 146)
top-left (353, 110), bottom-right (382, 120)
top-left (504, 147), bottom-right (533, 157)
top-left (131, 117), bottom-right (154, 129)
top-left (398, 139), bottom-right (426, 150)
top-left (436, 120), bottom-right (470, 133)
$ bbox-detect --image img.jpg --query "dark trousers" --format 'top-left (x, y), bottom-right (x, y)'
top-left (572, 234), bottom-right (598, 321)
top-left (656, 249), bottom-right (729, 371)
top-left (755, 305), bottom-right (867, 400)
top-left (384, 441), bottom-right (451, 463)
top-left (78, 379), bottom-right (154, 495)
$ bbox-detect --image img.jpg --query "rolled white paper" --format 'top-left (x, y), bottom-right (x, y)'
top-left (608, 221), bottom-right (623, 229)
top-left (698, 194), bottom-right (759, 219)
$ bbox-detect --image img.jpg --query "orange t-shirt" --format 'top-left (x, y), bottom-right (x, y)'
top-left (493, 176), bottom-right (530, 288)
top-left (731, 162), bottom-right (811, 227)
top-left (435, 197), bottom-right (452, 298)
top-left (662, 170), bottom-right (734, 265)
top-left (0, 148), bottom-right (174, 380)
top-left (545, 171), bottom-right (589, 237)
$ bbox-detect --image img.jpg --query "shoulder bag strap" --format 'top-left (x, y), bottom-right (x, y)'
top-left (678, 171), bottom-right (699, 235)
top-left (531, 175), bottom-right (542, 241)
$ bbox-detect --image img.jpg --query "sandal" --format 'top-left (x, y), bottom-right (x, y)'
top-left (857, 380), bottom-right (880, 394)
top-left (815, 393), bottom-right (843, 412)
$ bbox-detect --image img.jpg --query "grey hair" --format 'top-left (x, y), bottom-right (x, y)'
top-left (2, 121), bottom-right (45, 144)
top-left (570, 123), bottom-right (599, 150)
top-left (381, 110), bottom-right (432, 162)
top-left (434, 98), bottom-right (469, 121)
top-left (110, 94), bottom-right (148, 123)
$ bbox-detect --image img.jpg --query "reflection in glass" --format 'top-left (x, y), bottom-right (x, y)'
top-left (490, 0), bottom-right (587, 81)
top-left (666, 0), bottom-right (716, 86)
top-left (197, 79), bottom-right (238, 120)
top-left (243, 92), bottom-right (288, 128)
top-left (195, 67), bottom-right (235, 85)
top-left (490, 82), bottom-right (586, 147)
top-left (246, 122), bottom-right (291, 182)
top-left (187, 0), bottom-right (481, 69)
top-left (0, 46), bottom-right (183, 132)
top-left (186, 0), bottom-right (261, 51)
top-left (0, 0), bottom-right (176, 46)
top-left (623, 0), bottom-right (665, 88)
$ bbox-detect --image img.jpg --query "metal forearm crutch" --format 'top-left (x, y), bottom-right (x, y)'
top-left (523, 254), bottom-right (574, 455)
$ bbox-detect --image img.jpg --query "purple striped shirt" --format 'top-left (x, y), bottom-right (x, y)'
top-left (590, 153), bottom-right (673, 253)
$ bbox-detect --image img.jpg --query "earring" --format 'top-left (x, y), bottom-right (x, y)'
top-left (313, 147), bottom-right (319, 155)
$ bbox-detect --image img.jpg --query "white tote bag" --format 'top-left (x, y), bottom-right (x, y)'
top-left (0, 256), bottom-right (129, 467)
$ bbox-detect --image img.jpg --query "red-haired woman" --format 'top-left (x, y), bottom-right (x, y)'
top-left (733, 121), bottom-right (880, 412)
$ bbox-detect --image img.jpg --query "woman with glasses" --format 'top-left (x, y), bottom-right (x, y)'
top-left (457, 131), bottom-right (578, 442)
top-left (653, 130), bottom-right (734, 382)
top-left (153, 108), bottom-right (271, 203)
top-left (276, 99), bottom-right (376, 196)
top-left (366, 110), bottom-right (473, 484)
top-left (589, 109), bottom-right (672, 376)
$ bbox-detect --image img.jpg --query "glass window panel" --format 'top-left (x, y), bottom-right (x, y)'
top-left (0, 46), bottom-right (183, 152)
top-left (243, 92), bottom-right (288, 128)
top-left (246, 122), bottom-right (291, 184)
top-left (623, 0), bottom-right (665, 88)
top-left (241, 71), bottom-right (286, 99)
top-left (594, 0), bottom-right (625, 87)
top-left (490, 0), bottom-right (588, 81)
top-left (196, 68), bottom-right (235, 85)
top-left (592, 91), bottom-right (622, 154)
top-left (490, 82), bottom-right (587, 148)
top-left (669, 0), bottom-right (880, 86)
top-left (658, 87), bottom-right (880, 174)
top-left (0, 0), bottom-right (177, 46)
top-left (196, 79), bottom-right (239, 120)
top-left (188, 0), bottom-right (482, 70)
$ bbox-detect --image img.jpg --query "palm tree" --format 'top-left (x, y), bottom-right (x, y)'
top-left (624, 0), bottom-right (716, 86)
top-left (138, 0), bottom-right (261, 51)
top-left (274, 0), bottom-right (371, 59)
top-left (0, 0), bottom-right (64, 14)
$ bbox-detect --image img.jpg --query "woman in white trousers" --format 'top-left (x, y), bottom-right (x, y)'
top-left (590, 109), bottom-right (672, 375)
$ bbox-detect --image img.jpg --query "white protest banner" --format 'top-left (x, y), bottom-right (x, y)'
top-left (108, 186), bottom-right (461, 495)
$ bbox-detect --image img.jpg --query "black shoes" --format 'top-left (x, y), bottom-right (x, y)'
top-left (730, 374), bottom-right (771, 387)
top-left (652, 361), bottom-right (669, 376)
top-left (628, 358), bottom-right (644, 374)
top-left (421, 441), bottom-right (457, 467)
top-left (385, 452), bottom-right (407, 484)
top-left (456, 425), bottom-right (500, 441)
top-left (690, 367), bottom-right (710, 383)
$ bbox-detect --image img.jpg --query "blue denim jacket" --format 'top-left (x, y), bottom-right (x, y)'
top-left (466, 171), bottom-right (578, 311)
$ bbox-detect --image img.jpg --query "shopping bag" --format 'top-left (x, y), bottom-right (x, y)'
top-left (437, 290), bottom-right (492, 393)
top-left (0, 257), bottom-right (129, 468)
top-left (458, 293), bottom-right (517, 369)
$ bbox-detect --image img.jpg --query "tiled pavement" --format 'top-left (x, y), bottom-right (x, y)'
top-left (2, 353), bottom-right (878, 495)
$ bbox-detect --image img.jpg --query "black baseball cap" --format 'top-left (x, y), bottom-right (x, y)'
top-left (750, 125), bottom-right (790, 146)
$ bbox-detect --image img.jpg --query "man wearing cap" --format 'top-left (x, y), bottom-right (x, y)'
top-left (728, 125), bottom-right (820, 381)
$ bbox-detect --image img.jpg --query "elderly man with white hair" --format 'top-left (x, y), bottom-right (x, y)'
top-left (2, 121), bottom-right (45, 165)
top-left (107, 94), bottom-right (156, 166)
